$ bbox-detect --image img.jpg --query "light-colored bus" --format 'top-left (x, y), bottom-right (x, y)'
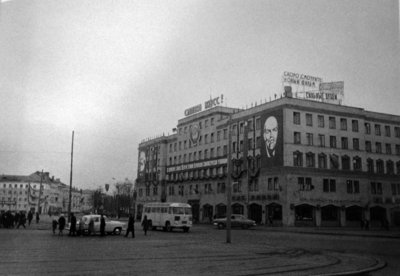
top-left (141, 202), bottom-right (192, 232)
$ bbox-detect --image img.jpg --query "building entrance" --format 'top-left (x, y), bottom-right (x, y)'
top-left (188, 200), bottom-right (200, 223)
top-left (248, 203), bottom-right (262, 224)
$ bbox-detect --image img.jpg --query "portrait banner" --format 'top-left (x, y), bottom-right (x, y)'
top-left (261, 109), bottom-right (284, 168)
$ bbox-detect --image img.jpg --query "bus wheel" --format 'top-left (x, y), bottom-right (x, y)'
top-left (183, 227), bottom-right (189, 233)
top-left (165, 222), bottom-right (172, 232)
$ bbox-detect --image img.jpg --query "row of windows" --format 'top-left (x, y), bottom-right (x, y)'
top-left (1, 184), bottom-right (37, 189)
top-left (166, 166), bottom-right (228, 181)
top-left (292, 151), bottom-right (400, 174)
top-left (293, 112), bottom-right (400, 137)
top-left (178, 116), bottom-right (220, 135)
top-left (293, 132), bottom-right (400, 154)
top-left (169, 146), bottom-right (229, 165)
top-left (1, 197), bottom-right (28, 202)
top-left (170, 129), bottom-right (229, 153)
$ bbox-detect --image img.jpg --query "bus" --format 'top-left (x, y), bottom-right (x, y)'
top-left (141, 202), bottom-right (192, 232)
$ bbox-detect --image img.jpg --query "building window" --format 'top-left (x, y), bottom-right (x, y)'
top-left (210, 148), bottom-right (215, 158)
top-left (371, 182), bottom-right (382, 195)
top-left (306, 113), bottom-right (313, 126)
top-left (340, 118), bottom-right (347, 130)
top-left (365, 141), bottom-right (372, 152)
top-left (318, 153), bottom-right (327, 169)
top-left (341, 137), bottom-right (348, 149)
top-left (386, 144), bottom-right (392, 154)
top-left (204, 149), bottom-right (208, 159)
top-left (395, 127), bottom-right (400, 138)
top-left (397, 161), bottom-right (400, 175)
top-left (233, 181), bottom-right (242, 193)
top-left (306, 152), bottom-right (315, 167)
top-left (375, 124), bottom-right (381, 136)
top-left (255, 118), bottom-right (261, 130)
top-left (293, 151), bottom-right (303, 167)
top-left (293, 112), bottom-right (301, 125)
top-left (385, 125), bottom-right (391, 137)
top-left (376, 159), bottom-right (384, 174)
top-left (306, 133), bottom-right (313, 146)
top-left (353, 138), bottom-right (360, 150)
top-left (323, 179), bottom-right (336, 192)
top-left (318, 134), bottom-right (325, 147)
top-left (294, 132), bottom-right (301, 144)
top-left (217, 182), bottom-right (226, 193)
top-left (248, 119), bottom-right (253, 131)
top-left (217, 131), bottom-right (221, 141)
top-left (347, 180), bottom-right (360, 194)
top-left (365, 123), bottom-right (371, 134)
top-left (376, 142), bottom-right (382, 154)
top-left (367, 158), bottom-right (374, 173)
top-left (329, 117), bottom-right (336, 129)
top-left (342, 155), bottom-right (351, 170)
top-left (330, 136), bottom-right (337, 148)
top-left (211, 133), bottom-right (214, 143)
top-left (298, 177), bottom-right (312, 191)
top-left (239, 122), bottom-right (244, 134)
top-left (223, 129), bottom-right (228, 139)
top-left (318, 115), bottom-right (324, 128)
top-left (387, 160), bottom-right (394, 175)
top-left (353, 156), bottom-right (362, 171)
top-left (396, 145), bottom-right (400, 155)
top-left (211, 118), bottom-right (214, 126)
top-left (352, 120), bottom-right (359, 132)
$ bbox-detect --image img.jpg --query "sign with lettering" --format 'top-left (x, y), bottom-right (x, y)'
top-left (282, 71), bottom-right (323, 89)
top-left (184, 94), bottom-right (224, 117)
top-left (166, 158), bottom-right (227, 173)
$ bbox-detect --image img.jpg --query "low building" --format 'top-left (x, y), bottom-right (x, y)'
top-left (135, 96), bottom-right (400, 227)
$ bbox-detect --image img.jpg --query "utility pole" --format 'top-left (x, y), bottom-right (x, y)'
top-left (37, 169), bottom-right (43, 214)
top-left (226, 115), bottom-right (233, 243)
top-left (68, 130), bottom-right (74, 223)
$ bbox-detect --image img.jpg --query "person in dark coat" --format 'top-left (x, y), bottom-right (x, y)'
top-left (36, 212), bottom-right (40, 224)
top-left (69, 213), bottom-right (77, 236)
top-left (16, 212), bottom-right (26, 229)
top-left (125, 214), bottom-right (135, 238)
top-left (141, 215), bottom-right (149, 236)
top-left (88, 218), bottom-right (94, 236)
top-left (58, 215), bottom-right (66, 236)
top-left (27, 211), bottom-right (33, 226)
top-left (100, 214), bottom-right (106, 237)
top-left (52, 218), bottom-right (58, 234)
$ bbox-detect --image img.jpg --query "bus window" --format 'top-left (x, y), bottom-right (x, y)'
top-left (168, 207), bottom-right (172, 214)
top-left (151, 207), bottom-right (156, 213)
top-left (172, 207), bottom-right (185, 214)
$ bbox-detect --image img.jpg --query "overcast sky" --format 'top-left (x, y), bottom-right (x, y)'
top-left (1, 0), bottom-right (399, 191)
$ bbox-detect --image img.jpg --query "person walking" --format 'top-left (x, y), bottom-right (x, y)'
top-left (35, 212), bottom-right (40, 224)
top-left (88, 218), bottom-right (94, 236)
top-left (125, 214), bottom-right (135, 238)
top-left (27, 211), bottom-right (33, 226)
top-left (69, 213), bottom-right (77, 236)
top-left (16, 212), bottom-right (26, 229)
top-left (52, 217), bottom-right (58, 234)
top-left (141, 215), bottom-right (149, 236)
top-left (100, 214), bottom-right (106, 237)
top-left (58, 215), bottom-right (66, 236)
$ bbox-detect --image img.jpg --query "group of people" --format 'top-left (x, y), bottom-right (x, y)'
top-left (52, 213), bottom-right (150, 238)
top-left (0, 210), bottom-right (39, 229)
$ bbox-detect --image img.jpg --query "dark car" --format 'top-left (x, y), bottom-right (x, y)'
top-left (213, 214), bottom-right (256, 229)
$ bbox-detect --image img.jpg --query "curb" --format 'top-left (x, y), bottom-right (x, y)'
top-left (314, 257), bottom-right (387, 276)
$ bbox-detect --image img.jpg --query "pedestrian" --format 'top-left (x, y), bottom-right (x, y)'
top-left (52, 218), bottom-right (58, 234)
top-left (141, 215), bottom-right (149, 236)
top-left (16, 212), bottom-right (26, 229)
top-left (69, 213), bottom-right (77, 236)
top-left (58, 215), bottom-right (66, 236)
top-left (78, 219), bottom-right (84, 236)
top-left (100, 214), bottom-right (106, 237)
top-left (88, 218), bottom-right (94, 236)
top-left (36, 212), bottom-right (40, 224)
top-left (27, 211), bottom-right (33, 226)
top-left (125, 214), bottom-right (135, 238)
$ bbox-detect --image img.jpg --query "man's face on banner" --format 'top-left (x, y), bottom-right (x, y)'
top-left (263, 116), bottom-right (278, 151)
top-left (139, 151), bottom-right (146, 172)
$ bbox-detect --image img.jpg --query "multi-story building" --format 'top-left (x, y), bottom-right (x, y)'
top-left (0, 171), bottom-right (92, 214)
top-left (135, 96), bottom-right (400, 227)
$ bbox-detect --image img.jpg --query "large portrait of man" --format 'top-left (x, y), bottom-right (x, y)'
top-left (263, 116), bottom-right (278, 158)
top-left (138, 151), bottom-right (146, 173)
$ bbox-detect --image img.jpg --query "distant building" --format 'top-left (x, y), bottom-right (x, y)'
top-left (135, 96), bottom-right (400, 227)
top-left (0, 171), bottom-right (93, 214)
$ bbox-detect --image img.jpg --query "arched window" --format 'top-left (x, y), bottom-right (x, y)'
top-left (306, 152), bottom-right (315, 167)
top-left (367, 158), bottom-right (374, 173)
top-left (342, 155), bottom-right (351, 170)
top-left (387, 160), bottom-right (394, 175)
top-left (353, 156), bottom-right (362, 171)
top-left (318, 153), bottom-right (327, 169)
top-left (293, 151), bottom-right (303, 167)
top-left (376, 159), bottom-right (384, 174)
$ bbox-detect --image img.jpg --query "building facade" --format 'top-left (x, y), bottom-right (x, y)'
top-left (135, 97), bottom-right (400, 227)
top-left (0, 171), bottom-right (92, 214)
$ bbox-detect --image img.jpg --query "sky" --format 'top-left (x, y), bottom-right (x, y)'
top-left (0, 0), bottom-right (399, 191)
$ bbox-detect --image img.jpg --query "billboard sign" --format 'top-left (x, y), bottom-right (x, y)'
top-left (282, 71), bottom-right (323, 89)
top-left (261, 109), bottom-right (284, 168)
top-left (184, 94), bottom-right (224, 117)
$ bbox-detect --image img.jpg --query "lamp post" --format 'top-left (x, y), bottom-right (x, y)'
top-left (226, 115), bottom-right (233, 243)
top-left (37, 170), bottom-right (43, 214)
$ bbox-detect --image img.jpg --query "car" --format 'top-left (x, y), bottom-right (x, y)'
top-left (213, 214), bottom-right (256, 229)
top-left (66, 214), bottom-right (126, 235)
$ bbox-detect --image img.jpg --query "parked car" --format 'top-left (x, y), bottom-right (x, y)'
top-left (66, 214), bottom-right (126, 235)
top-left (213, 214), bottom-right (256, 229)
